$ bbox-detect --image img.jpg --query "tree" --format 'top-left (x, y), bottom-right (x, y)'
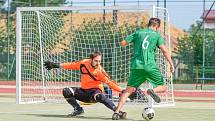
top-left (175, 20), bottom-right (215, 79)
top-left (1, 0), bottom-right (65, 13)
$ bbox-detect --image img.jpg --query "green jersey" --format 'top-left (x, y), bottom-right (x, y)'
top-left (125, 28), bottom-right (165, 69)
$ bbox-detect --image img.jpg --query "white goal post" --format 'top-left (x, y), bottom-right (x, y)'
top-left (16, 5), bottom-right (174, 106)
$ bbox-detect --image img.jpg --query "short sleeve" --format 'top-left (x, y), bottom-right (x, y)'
top-left (125, 31), bottom-right (137, 43)
top-left (157, 34), bottom-right (165, 47)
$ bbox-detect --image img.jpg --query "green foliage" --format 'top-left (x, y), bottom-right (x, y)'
top-left (0, 12), bottom-right (16, 80)
top-left (7, 0), bottom-right (65, 13)
top-left (175, 21), bottom-right (215, 80)
top-left (12, 0), bottom-right (65, 6)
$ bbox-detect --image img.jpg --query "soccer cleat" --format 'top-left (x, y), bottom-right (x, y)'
top-left (128, 88), bottom-right (147, 101)
top-left (112, 113), bottom-right (120, 120)
top-left (147, 89), bottom-right (161, 103)
top-left (67, 107), bottom-right (84, 117)
top-left (119, 111), bottom-right (127, 119)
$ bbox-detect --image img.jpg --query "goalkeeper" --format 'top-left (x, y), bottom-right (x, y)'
top-left (44, 51), bottom-right (126, 118)
top-left (112, 18), bottom-right (175, 120)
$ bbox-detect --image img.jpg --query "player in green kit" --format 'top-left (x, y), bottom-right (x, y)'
top-left (112, 18), bottom-right (174, 120)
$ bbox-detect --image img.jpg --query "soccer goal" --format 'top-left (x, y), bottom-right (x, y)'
top-left (16, 5), bottom-right (174, 106)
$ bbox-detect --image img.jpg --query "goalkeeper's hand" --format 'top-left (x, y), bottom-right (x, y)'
top-left (44, 61), bottom-right (60, 70)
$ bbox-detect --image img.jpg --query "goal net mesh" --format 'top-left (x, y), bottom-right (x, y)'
top-left (16, 6), bottom-right (174, 106)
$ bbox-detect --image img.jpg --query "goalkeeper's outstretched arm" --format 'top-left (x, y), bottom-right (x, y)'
top-left (44, 61), bottom-right (60, 70)
top-left (97, 71), bottom-right (122, 92)
top-left (44, 60), bottom-right (82, 70)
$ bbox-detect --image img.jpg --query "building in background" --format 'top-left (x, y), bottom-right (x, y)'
top-left (202, 10), bottom-right (215, 29)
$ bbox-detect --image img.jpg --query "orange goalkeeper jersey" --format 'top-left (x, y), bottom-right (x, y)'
top-left (61, 59), bottom-right (122, 92)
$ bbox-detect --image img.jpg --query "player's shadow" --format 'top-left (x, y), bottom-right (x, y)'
top-left (22, 114), bottom-right (120, 120)
top-left (22, 114), bottom-right (137, 121)
top-left (22, 114), bottom-right (66, 118)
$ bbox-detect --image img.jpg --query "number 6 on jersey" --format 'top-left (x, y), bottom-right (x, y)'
top-left (142, 35), bottom-right (149, 49)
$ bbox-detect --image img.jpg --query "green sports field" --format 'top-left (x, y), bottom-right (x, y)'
top-left (0, 93), bottom-right (215, 121)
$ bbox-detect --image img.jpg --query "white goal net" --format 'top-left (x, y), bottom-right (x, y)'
top-left (16, 5), bottom-right (174, 106)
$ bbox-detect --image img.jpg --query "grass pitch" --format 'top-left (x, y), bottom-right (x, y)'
top-left (0, 94), bottom-right (215, 121)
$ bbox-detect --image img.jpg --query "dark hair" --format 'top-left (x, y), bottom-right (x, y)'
top-left (90, 51), bottom-right (102, 59)
top-left (147, 18), bottom-right (161, 27)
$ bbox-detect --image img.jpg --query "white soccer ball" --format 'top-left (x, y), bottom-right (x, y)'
top-left (142, 107), bottom-right (155, 121)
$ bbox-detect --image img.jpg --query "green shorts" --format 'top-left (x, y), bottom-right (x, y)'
top-left (127, 68), bottom-right (164, 88)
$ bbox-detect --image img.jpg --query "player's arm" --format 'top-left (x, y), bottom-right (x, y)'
top-left (44, 60), bottom-right (81, 70)
top-left (120, 40), bottom-right (128, 46)
top-left (104, 78), bottom-right (122, 92)
top-left (60, 61), bottom-right (81, 70)
top-left (120, 31), bottom-right (136, 47)
top-left (100, 66), bottom-right (111, 79)
top-left (98, 72), bottom-right (122, 92)
top-left (159, 45), bottom-right (175, 73)
top-left (44, 61), bottom-right (60, 70)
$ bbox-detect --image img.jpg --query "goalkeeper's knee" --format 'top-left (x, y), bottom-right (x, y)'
top-left (62, 87), bottom-right (74, 98)
top-left (94, 93), bottom-right (106, 102)
top-left (95, 93), bottom-right (116, 111)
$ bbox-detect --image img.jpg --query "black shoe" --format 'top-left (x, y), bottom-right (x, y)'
top-left (67, 107), bottom-right (84, 117)
top-left (112, 113), bottom-right (120, 120)
top-left (119, 111), bottom-right (127, 119)
top-left (147, 89), bottom-right (161, 103)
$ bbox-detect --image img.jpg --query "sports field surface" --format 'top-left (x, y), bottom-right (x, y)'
top-left (0, 93), bottom-right (215, 121)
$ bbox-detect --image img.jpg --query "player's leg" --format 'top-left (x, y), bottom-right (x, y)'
top-left (149, 85), bottom-right (166, 93)
top-left (93, 89), bottom-right (117, 112)
top-left (112, 69), bottom-right (145, 120)
top-left (62, 87), bottom-right (84, 116)
top-left (92, 89), bottom-right (127, 119)
top-left (128, 88), bottom-right (147, 101)
top-left (94, 93), bottom-right (116, 110)
top-left (146, 89), bottom-right (161, 103)
top-left (146, 67), bottom-right (166, 103)
top-left (112, 86), bottom-right (134, 120)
